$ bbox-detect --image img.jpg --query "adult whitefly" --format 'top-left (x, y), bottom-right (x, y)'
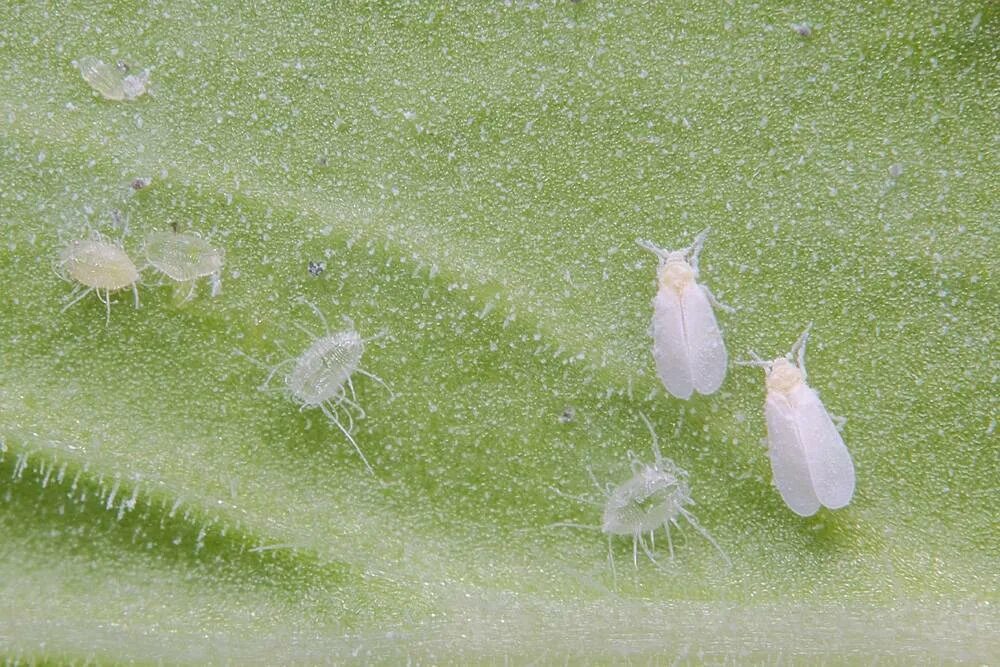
top-left (637, 228), bottom-right (733, 400)
top-left (739, 325), bottom-right (856, 516)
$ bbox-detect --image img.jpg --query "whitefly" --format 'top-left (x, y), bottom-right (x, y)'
top-left (143, 229), bottom-right (224, 303)
top-left (554, 413), bottom-right (729, 574)
top-left (237, 299), bottom-right (391, 474)
top-left (57, 234), bottom-right (141, 324)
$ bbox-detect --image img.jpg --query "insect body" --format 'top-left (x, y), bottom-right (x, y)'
top-left (76, 56), bottom-right (150, 101)
top-left (554, 413), bottom-right (729, 572)
top-left (143, 230), bottom-right (224, 303)
top-left (637, 229), bottom-right (732, 400)
top-left (742, 326), bottom-right (855, 516)
top-left (58, 237), bottom-right (140, 324)
top-left (239, 299), bottom-right (390, 474)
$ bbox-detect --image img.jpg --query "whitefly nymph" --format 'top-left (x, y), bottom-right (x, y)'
top-left (57, 236), bottom-right (141, 324)
top-left (143, 229), bottom-right (224, 303)
top-left (238, 299), bottom-right (391, 474)
top-left (76, 56), bottom-right (150, 101)
top-left (554, 413), bottom-right (729, 573)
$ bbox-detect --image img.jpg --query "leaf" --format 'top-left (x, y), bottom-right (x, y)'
top-left (1, 2), bottom-right (997, 661)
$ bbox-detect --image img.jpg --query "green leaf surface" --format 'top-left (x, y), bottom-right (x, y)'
top-left (1, 1), bottom-right (997, 662)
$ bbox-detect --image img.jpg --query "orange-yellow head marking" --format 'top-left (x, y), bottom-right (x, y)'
top-left (765, 357), bottom-right (804, 395)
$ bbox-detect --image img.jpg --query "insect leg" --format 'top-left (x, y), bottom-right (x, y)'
top-left (680, 507), bottom-right (730, 567)
top-left (356, 368), bottom-right (395, 398)
top-left (319, 401), bottom-right (373, 474)
top-left (60, 286), bottom-right (94, 313)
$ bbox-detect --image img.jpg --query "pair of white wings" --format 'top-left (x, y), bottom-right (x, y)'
top-left (764, 385), bottom-right (856, 516)
top-left (651, 284), bottom-right (726, 400)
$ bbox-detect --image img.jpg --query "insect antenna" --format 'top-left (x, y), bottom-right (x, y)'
top-left (790, 323), bottom-right (813, 377)
top-left (687, 227), bottom-right (711, 274)
top-left (635, 238), bottom-right (670, 261)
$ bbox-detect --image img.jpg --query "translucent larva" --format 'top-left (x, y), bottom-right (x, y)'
top-left (76, 56), bottom-right (150, 101)
top-left (637, 228), bottom-right (733, 400)
top-left (554, 413), bottom-right (729, 573)
top-left (143, 230), bottom-right (224, 303)
top-left (237, 299), bottom-right (391, 474)
top-left (740, 326), bottom-right (856, 517)
top-left (57, 237), bottom-right (140, 324)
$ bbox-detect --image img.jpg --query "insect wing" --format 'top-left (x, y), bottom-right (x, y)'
top-left (793, 385), bottom-right (856, 509)
top-left (764, 392), bottom-right (821, 516)
top-left (652, 288), bottom-right (694, 399)
top-left (682, 282), bottom-right (727, 395)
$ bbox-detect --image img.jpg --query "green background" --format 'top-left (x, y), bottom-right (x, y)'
top-left (1, 1), bottom-right (996, 662)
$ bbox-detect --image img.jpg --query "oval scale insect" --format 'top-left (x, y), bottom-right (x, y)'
top-left (740, 326), bottom-right (856, 516)
top-left (58, 237), bottom-right (141, 324)
top-left (76, 56), bottom-right (150, 101)
top-left (637, 228), bottom-right (733, 400)
top-left (143, 230), bottom-right (224, 303)
top-left (236, 299), bottom-right (391, 474)
top-left (553, 413), bottom-right (729, 574)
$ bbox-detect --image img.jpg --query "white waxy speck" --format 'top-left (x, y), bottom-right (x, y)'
top-left (143, 230), bottom-right (224, 303)
top-left (57, 236), bottom-right (141, 324)
top-left (637, 228), bottom-right (733, 400)
top-left (76, 56), bottom-right (150, 101)
top-left (739, 325), bottom-right (856, 516)
top-left (791, 22), bottom-right (812, 37)
top-left (236, 299), bottom-right (391, 474)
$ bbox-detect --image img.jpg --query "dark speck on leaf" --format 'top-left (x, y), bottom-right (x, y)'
top-left (308, 261), bottom-right (326, 277)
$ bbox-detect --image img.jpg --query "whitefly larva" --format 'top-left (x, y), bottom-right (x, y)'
top-left (237, 299), bottom-right (391, 474)
top-left (76, 56), bottom-right (150, 101)
top-left (739, 325), bottom-right (856, 517)
top-left (637, 228), bottom-right (733, 400)
top-left (57, 236), bottom-right (141, 324)
top-left (553, 413), bottom-right (729, 574)
top-left (143, 229), bottom-right (224, 303)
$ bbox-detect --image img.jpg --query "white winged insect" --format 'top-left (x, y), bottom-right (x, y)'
top-left (740, 326), bottom-right (856, 516)
top-left (57, 234), bottom-right (141, 324)
top-left (236, 299), bottom-right (391, 474)
top-left (637, 229), bottom-right (733, 400)
top-left (553, 413), bottom-right (729, 575)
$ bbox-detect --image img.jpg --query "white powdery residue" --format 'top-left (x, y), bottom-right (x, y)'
top-left (476, 300), bottom-right (496, 319)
